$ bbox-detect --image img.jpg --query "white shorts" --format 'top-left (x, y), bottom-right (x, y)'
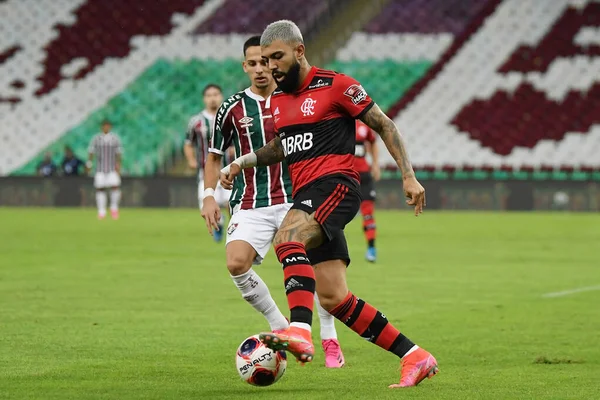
top-left (94, 172), bottom-right (121, 189)
top-left (226, 203), bottom-right (292, 265)
top-left (198, 180), bottom-right (231, 209)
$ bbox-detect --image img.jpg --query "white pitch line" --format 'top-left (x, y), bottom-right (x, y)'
top-left (542, 285), bottom-right (600, 298)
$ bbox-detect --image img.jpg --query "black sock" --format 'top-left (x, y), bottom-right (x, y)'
top-left (390, 335), bottom-right (416, 358)
top-left (368, 239), bottom-right (375, 248)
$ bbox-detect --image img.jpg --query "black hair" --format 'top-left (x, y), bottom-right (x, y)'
top-left (243, 35), bottom-right (262, 57)
top-left (203, 83), bottom-right (222, 96)
top-left (101, 119), bottom-right (111, 125)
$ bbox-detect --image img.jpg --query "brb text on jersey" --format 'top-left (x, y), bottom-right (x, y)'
top-left (268, 67), bottom-right (374, 196)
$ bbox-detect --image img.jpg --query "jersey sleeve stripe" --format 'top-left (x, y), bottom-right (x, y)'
top-left (212, 99), bottom-right (241, 152)
top-left (354, 100), bottom-right (375, 119)
top-left (208, 148), bottom-right (224, 155)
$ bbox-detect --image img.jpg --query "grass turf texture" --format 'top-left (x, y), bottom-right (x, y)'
top-left (1, 208), bottom-right (599, 399)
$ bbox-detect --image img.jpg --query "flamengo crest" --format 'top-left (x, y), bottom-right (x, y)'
top-left (300, 97), bottom-right (317, 116)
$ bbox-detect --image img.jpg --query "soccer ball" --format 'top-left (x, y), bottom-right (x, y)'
top-left (235, 335), bottom-right (287, 386)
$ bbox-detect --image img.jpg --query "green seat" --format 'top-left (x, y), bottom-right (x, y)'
top-left (12, 58), bottom-right (246, 176)
top-left (326, 60), bottom-right (433, 112)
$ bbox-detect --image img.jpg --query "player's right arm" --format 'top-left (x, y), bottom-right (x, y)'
top-left (220, 137), bottom-right (284, 189)
top-left (202, 153), bottom-right (223, 234)
top-left (184, 118), bottom-right (199, 170)
top-left (202, 101), bottom-right (235, 234)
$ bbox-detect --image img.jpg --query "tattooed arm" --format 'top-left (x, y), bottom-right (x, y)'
top-left (219, 137), bottom-right (285, 189)
top-left (360, 103), bottom-right (426, 215)
top-left (255, 136), bottom-right (285, 166)
top-left (360, 103), bottom-right (414, 179)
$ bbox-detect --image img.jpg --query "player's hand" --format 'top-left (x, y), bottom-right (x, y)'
top-left (188, 159), bottom-right (198, 169)
top-left (201, 195), bottom-right (221, 236)
top-left (115, 164), bottom-right (121, 175)
top-left (371, 165), bottom-right (381, 182)
top-left (403, 176), bottom-right (425, 216)
top-left (220, 163), bottom-right (241, 190)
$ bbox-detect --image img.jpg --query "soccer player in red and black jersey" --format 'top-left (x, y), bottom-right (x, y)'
top-left (354, 120), bottom-right (380, 262)
top-left (220, 20), bottom-right (437, 388)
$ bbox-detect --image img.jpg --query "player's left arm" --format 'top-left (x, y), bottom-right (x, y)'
top-left (360, 103), bottom-right (425, 215)
top-left (360, 104), bottom-right (413, 179)
top-left (335, 75), bottom-right (424, 214)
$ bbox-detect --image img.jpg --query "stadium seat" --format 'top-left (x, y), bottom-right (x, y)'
top-left (326, 0), bottom-right (600, 173)
top-left (1, 0), bottom-right (598, 177)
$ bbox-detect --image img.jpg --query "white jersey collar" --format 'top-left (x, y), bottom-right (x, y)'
top-left (244, 87), bottom-right (266, 102)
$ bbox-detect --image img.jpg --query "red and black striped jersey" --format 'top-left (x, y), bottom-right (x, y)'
top-left (267, 66), bottom-right (374, 196)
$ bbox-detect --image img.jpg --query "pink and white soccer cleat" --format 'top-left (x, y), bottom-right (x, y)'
top-left (322, 339), bottom-right (345, 368)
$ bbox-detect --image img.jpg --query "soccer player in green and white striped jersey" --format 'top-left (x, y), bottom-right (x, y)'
top-left (201, 36), bottom-right (345, 368)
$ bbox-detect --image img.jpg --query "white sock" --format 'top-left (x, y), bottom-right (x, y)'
top-left (315, 293), bottom-right (337, 340)
top-left (96, 191), bottom-right (107, 215)
top-left (110, 189), bottom-right (121, 211)
top-left (231, 268), bottom-right (289, 331)
top-left (404, 345), bottom-right (420, 357)
top-left (290, 322), bottom-right (311, 332)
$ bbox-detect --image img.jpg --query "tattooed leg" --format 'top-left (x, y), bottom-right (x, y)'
top-left (273, 209), bottom-right (324, 249)
top-left (272, 209), bottom-right (324, 332)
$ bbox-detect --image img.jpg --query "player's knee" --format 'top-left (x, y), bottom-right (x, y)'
top-left (226, 255), bottom-right (253, 277)
top-left (316, 288), bottom-right (348, 312)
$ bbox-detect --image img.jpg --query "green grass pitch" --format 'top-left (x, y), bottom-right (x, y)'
top-left (1, 208), bottom-right (599, 399)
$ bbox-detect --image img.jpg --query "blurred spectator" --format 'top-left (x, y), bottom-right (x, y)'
top-left (37, 152), bottom-right (57, 177)
top-left (61, 146), bottom-right (84, 176)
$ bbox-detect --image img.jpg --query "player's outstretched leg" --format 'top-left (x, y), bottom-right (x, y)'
top-left (315, 293), bottom-right (345, 368)
top-left (315, 260), bottom-right (437, 387)
top-left (96, 189), bottom-right (107, 219)
top-left (227, 241), bottom-right (289, 332)
top-left (361, 200), bottom-right (376, 262)
top-left (330, 291), bottom-right (438, 387)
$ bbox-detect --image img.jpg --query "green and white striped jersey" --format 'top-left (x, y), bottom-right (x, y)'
top-left (209, 88), bottom-right (293, 211)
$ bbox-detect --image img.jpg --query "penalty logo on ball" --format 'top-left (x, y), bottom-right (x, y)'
top-left (235, 335), bottom-right (287, 387)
